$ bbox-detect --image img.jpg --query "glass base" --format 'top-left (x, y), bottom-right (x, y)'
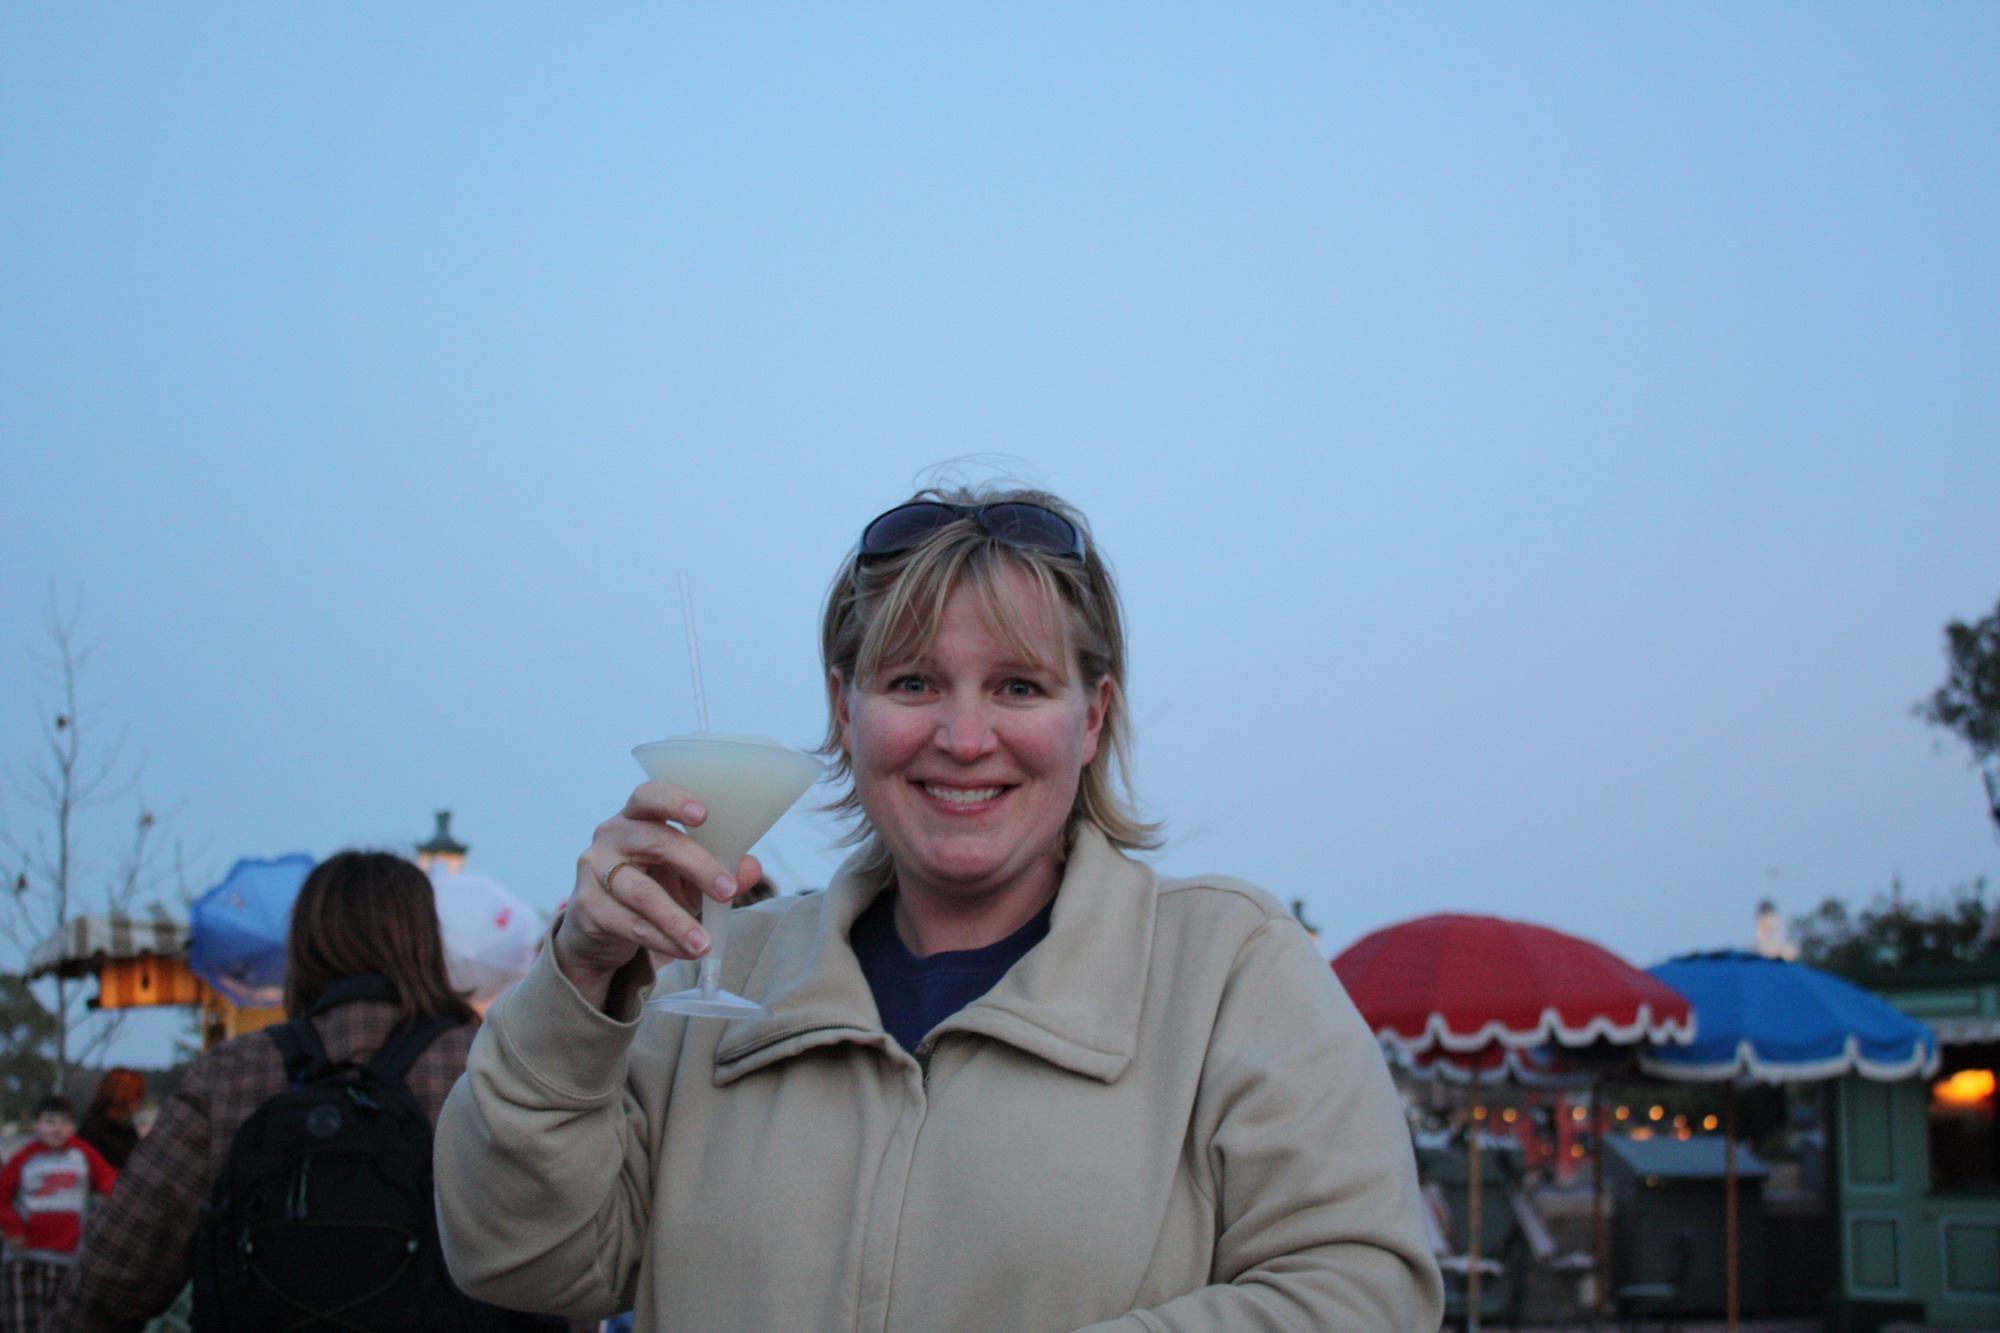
top-left (645, 986), bottom-right (770, 1018)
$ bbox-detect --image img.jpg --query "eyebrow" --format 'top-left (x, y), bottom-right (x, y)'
top-left (876, 653), bottom-right (1065, 676)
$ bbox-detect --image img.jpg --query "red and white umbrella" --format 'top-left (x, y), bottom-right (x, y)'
top-left (1333, 913), bottom-right (1694, 1331)
top-left (430, 871), bottom-right (544, 1009)
top-left (1334, 912), bottom-right (1693, 1059)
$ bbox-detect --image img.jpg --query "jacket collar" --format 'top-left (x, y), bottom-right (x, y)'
top-left (712, 825), bottom-right (1155, 1086)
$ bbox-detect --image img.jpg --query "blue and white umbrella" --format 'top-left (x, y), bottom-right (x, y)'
top-left (1637, 950), bottom-right (1937, 1332)
top-left (1639, 951), bottom-right (1938, 1083)
top-left (188, 854), bottom-right (315, 1008)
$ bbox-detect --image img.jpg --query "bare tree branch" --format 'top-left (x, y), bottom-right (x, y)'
top-left (0, 582), bottom-right (197, 1087)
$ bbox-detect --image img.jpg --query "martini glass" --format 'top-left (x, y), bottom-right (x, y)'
top-left (631, 732), bottom-right (823, 1017)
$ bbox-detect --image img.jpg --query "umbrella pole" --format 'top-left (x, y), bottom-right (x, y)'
top-left (1726, 1081), bottom-right (1739, 1333)
top-left (1468, 1088), bottom-right (1484, 1333)
top-left (1591, 1083), bottom-right (1606, 1329)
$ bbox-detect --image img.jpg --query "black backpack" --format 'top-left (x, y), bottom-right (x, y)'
top-left (192, 980), bottom-right (513, 1333)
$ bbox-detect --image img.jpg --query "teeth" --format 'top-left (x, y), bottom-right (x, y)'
top-left (923, 784), bottom-right (1003, 804)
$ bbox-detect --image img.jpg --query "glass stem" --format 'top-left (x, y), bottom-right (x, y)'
top-left (697, 895), bottom-right (727, 998)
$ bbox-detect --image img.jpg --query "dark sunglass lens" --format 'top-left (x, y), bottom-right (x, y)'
top-left (860, 503), bottom-right (961, 556)
top-left (981, 504), bottom-right (1081, 555)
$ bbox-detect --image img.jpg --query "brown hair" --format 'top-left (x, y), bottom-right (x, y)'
top-left (283, 850), bottom-right (476, 1025)
top-left (88, 1068), bottom-right (145, 1116)
top-left (819, 484), bottom-right (1160, 879)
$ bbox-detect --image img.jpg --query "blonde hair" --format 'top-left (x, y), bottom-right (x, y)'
top-left (819, 485), bottom-right (1159, 880)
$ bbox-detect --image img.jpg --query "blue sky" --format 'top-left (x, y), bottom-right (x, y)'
top-left (3, 6), bottom-right (1996, 1061)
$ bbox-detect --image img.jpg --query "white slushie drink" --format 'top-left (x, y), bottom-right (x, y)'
top-left (631, 732), bottom-right (823, 1015)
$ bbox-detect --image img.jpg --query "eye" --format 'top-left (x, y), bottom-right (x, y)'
top-left (1001, 678), bottom-right (1045, 699)
top-left (887, 674), bottom-right (930, 695)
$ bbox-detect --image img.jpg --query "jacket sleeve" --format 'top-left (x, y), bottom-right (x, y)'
top-left (1074, 916), bottom-right (1444, 1333)
top-left (56, 1059), bottom-right (219, 1333)
top-left (0, 1146), bottom-right (28, 1240)
top-left (435, 940), bottom-right (667, 1320)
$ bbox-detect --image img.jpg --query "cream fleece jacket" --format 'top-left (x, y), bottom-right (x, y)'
top-left (436, 827), bottom-right (1443, 1333)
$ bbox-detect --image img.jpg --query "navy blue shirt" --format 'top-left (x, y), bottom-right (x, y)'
top-left (850, 889), bottom-right (1054, 1056)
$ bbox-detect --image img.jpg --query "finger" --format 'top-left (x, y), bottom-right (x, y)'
top-left (609, 896), bottom-right (708, 960)
top-left (580, 897), bottom-right (704, 962)
top-left (598, 861), bottom-right (712, 956)
top-left (589, 819), bottom-right (737, 905)
top-left (567, 867), bottom-right (710, 960)
top-left (595, 856), bottom-right (702, 924)
top-left (620, 780), bottom-right (709, 828)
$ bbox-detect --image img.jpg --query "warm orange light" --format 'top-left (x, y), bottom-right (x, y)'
top-left (1673, 1114), bottom-right (1689, 1129)
top-left (1570, 1144), bottom-right (1586, 1158)
top-left (1571, 1105), bottom-right (1588, 1122)
top-left (1648, 1105), bottom-right (1665, 1122)
top-left (1473, 1105), bottom-right (1488, 1120)
top-left (1702, 1114), bottom-right (1719, 1131)
top-left (1501, 1108), bottom-right (1519, 1124)
top-left (1629, 1127), bottom-right (1655, 1141)
top-left (1615, 1105), bottom-right (1631, 1121)
top-left (1676, 1128), bottom-right (1692, 1140)
top-left (1933, 1069), bottom-right (1997, 1109)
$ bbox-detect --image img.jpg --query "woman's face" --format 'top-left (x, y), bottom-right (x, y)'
top-left (835, 565), bottom-right (1109, 909)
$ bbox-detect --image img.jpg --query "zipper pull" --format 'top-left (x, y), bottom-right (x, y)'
top-left (288, 1155), bottom-right (312, 1219)
top-left (914, 1040), bottom-right (934, 1089)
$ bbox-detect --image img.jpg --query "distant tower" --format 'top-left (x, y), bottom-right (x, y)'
top-left (417, 810), bottom-right (468, 875)
top-left (1754, 898), bottom-right (1798, 961)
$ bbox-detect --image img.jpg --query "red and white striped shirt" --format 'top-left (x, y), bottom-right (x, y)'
top-left (0, 1137), bottom-right (117, 1264)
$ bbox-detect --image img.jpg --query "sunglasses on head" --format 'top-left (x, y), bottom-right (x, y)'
top-left (858, 501), bottom-right (1086, 562)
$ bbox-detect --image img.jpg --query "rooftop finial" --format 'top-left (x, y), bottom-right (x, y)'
top-left (416, 809), bottom-right (468, 873)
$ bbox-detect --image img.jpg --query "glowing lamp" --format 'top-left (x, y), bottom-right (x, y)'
top-left (1933, 1069), bottom-right (1997, 1109)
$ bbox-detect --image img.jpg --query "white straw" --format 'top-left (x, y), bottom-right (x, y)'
top-left (678, 571), bottom-right (710, 732)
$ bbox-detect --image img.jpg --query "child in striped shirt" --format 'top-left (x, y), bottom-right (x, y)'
top-left (1, 1096), bottom-right (117, 1333)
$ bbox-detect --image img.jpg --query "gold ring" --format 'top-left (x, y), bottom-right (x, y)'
top-left (600, 860), bottom-right (641, 896)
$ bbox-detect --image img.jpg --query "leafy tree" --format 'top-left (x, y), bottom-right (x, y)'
top-left (1916, 596), bottom-right (2000, 834)
top-left (1792, 877), bottom-right (1992, 978)
top-left (0, 587), bottom-right (195, 1088)
top-left (0, 974), bottom-right (58, 1122)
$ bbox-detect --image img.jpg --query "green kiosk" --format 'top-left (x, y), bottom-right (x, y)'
top-left (1835, 956), bottom-right (2000, 1331)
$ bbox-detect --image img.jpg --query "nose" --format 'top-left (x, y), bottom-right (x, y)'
top-left (932, 696), bottom-right (996, 763)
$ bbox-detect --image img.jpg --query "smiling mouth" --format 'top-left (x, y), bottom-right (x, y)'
top-left (919, 782), bottom-right (1009, 806)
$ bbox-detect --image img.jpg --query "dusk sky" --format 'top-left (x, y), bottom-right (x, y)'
top-left (3, 6), bottom-right (1995, 1061)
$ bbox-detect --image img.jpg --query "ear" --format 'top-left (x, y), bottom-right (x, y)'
top-left (828, 670), bottom-right (852, 751)
top-left (1079, 674), bottom-right (1111, 764)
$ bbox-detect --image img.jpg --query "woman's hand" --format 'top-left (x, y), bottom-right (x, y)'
top-left (553, 781), bottom-right (761, 1011)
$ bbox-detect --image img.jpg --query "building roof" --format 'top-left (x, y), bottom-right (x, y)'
top-left (26, 914), bottom-right (190, 980)
top-left (1607, 1135), bottom-right (1768, 1180)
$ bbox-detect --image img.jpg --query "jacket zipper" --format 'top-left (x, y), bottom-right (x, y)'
top-left (287, 1154), bottom-right (312, 1219)
top-left (913, 1040), bottom-right (934, 1089)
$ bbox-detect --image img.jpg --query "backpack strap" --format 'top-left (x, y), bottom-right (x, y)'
top-left (266, 1017), bottom-right (331, 1085)
top-left (365, 1015), bottom-right (460, 1083)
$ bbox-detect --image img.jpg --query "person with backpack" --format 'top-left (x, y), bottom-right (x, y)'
top-left (55, 850), bottom-right (540, 1333)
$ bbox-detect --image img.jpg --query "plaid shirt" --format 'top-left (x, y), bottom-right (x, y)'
top-left (55, 1001), bottom-right (474, 1333)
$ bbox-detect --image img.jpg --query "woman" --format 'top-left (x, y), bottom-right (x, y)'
top-left (56, 852), bottom-right (481, 1333)
top-left (437, 486), bottom-right (1442, 1332)
top-left (76, 1068), bottom-right (146, 1172)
